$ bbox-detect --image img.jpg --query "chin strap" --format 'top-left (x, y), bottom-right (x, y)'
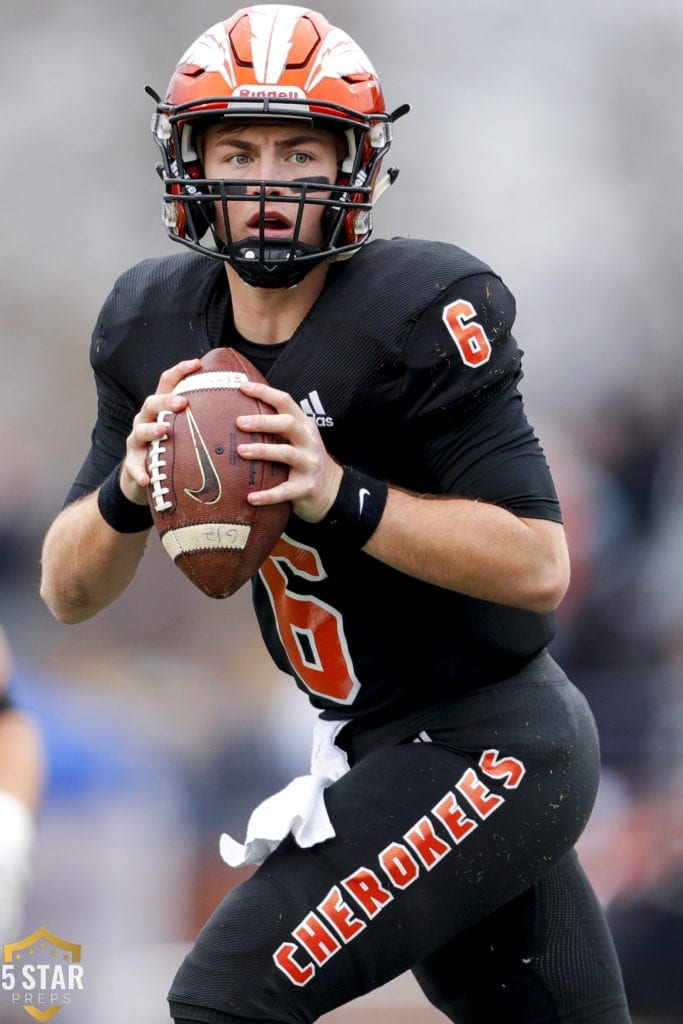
top-left (373, 166), bottom-right (400, 205)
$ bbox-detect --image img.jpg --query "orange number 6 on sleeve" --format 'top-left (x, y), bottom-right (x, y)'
top-left (442, 299), bottom-right (492, 367)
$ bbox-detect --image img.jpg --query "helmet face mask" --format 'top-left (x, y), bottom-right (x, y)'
top-left (150, 5), bottom-right (404, 288)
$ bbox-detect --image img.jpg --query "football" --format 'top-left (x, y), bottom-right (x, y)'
top-left (147, 347), bottom-right (290, 598)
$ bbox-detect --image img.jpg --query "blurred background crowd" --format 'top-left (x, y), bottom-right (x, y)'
top-left (2, 1), bottom-right (682, 1021)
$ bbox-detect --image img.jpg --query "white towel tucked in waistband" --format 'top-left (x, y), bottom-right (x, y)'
top-left (219, 717), bottom-right (349, 868)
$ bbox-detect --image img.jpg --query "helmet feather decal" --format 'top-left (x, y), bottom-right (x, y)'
top-left (248, 6), bottom-right (307, 84)
top-left (178, 23), bottom-right (238, 88)
top-left (304, 28), bottom-right (378, 93)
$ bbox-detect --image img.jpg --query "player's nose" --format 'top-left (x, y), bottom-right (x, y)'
top-left (245, 155), bottom-right (290, 195)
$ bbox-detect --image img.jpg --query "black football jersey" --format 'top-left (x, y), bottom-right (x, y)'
top-left (68, 238), bottom-right (562, 721)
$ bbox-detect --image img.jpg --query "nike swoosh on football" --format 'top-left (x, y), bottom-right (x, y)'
top-left (184, 408), bottom-right (222, 505)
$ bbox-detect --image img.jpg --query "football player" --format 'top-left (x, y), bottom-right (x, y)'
top-left (40, 6), bottom-right (631, 1022)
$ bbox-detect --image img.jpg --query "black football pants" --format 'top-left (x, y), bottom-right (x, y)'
top-left (169, 658), bottom-right (631, 1023)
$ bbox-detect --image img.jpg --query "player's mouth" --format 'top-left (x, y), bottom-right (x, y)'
top-left (247, 209), bottom-right (293, 237)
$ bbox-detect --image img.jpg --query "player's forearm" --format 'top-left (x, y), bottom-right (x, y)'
top-left (40, 491), bottom-right (149, 624)
top-left (364, 489), bottom-right (570, 613)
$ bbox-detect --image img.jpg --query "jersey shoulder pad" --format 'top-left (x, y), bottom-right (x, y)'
top-left (94, 253), bottom-right (220, 346)
top-left (89, 254), bottom-right (225, 392)
top-left (354, 237), bottom-right (494, 299)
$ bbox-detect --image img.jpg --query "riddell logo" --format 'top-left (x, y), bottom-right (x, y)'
top-left (300, 391), bottom-right (334, 428)
top-left (2, 927), bottom-right (84, 1021)
top-left (233, 86), bottom-right (306, 100)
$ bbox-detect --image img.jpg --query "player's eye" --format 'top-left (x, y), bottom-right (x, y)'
top-left (290, 152), bottom-right (312, 165)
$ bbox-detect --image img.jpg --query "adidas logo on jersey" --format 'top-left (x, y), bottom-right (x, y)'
top-left (300, 390), bottom-right (334, 428)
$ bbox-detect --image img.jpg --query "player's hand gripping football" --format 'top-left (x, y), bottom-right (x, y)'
top-left (236, 380), bottom-right (343, 523)
top-left (119, 359), bottom-right (201, 504)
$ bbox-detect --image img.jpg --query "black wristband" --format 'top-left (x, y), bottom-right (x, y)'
top-left (97, 464), bottom-right (154, 534)
top-left (318, 467), bottom-right (388, 548)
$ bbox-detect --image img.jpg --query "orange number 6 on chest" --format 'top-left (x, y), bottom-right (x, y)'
top-left (258, 534), bottom-right (361, 706)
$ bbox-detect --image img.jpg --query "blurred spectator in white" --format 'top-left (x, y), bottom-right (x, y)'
top-left (0, 625), bottom-right (46, 940)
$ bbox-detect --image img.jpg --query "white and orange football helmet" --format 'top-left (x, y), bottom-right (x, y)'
top-left (149, 5), bottom-right (408, 287)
